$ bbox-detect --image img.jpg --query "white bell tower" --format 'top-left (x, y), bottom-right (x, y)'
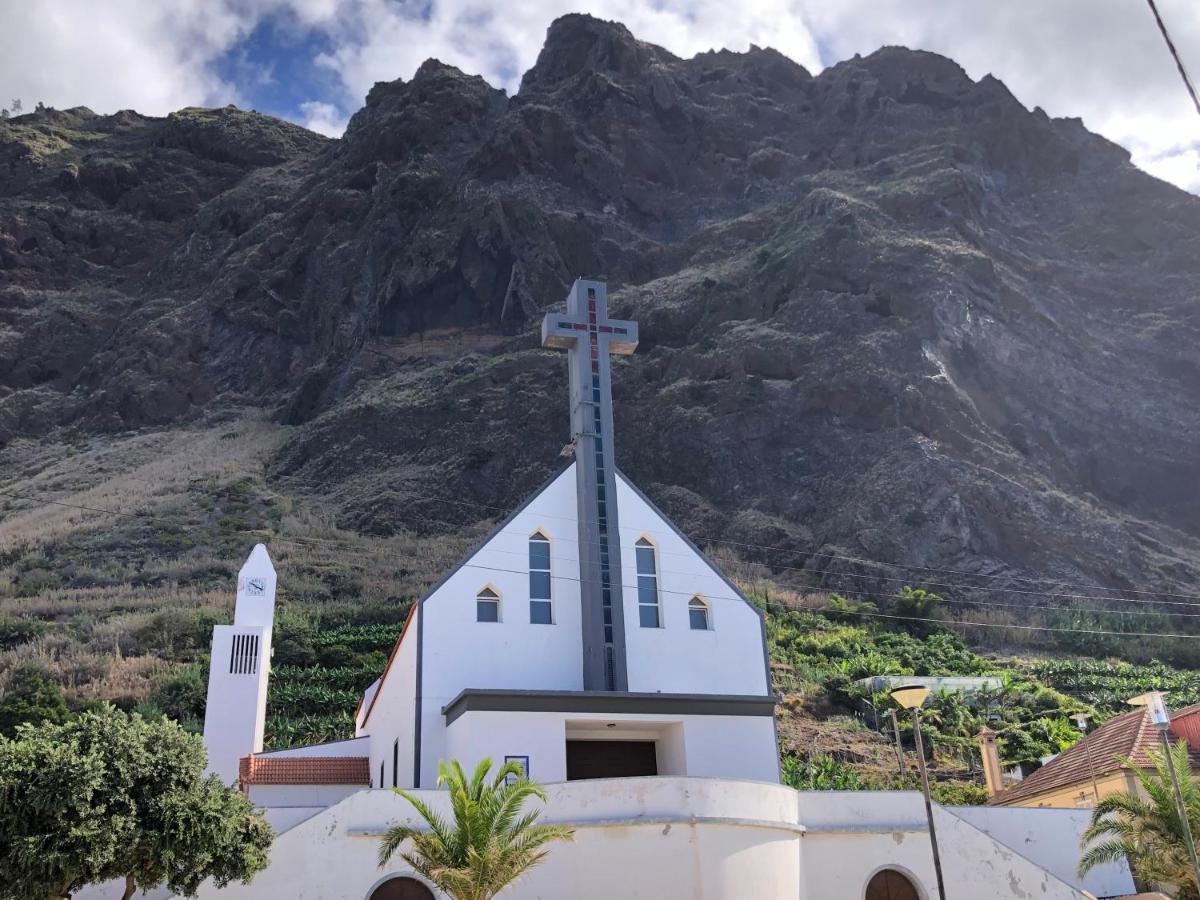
top-left (202, 543), bottom-right (276, 784)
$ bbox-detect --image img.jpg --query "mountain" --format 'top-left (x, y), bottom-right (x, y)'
top-left (3, 13), bottom-right (1200, 607)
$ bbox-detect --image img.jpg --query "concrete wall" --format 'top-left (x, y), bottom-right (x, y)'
top-left (443, 710), bottom-right (778, 784)
top-left (616, 475), bottom-right (769, 697)
top-left (799, 792), bottom-right (1098, 900)
top-left (362, 609), bottom-right (419, 788)
top-left (202, 624), bottom-right (271, 786)
top-left (196, 777), bottom-right (802, 900)
top-left (951, 805), bottom-right (1136, 897)
top-left (412, 465), bottom-right (773, 787)
top-left (1004, 768), bottom-right (1140, 809)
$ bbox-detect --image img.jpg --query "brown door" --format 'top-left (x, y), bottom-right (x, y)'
top-left (566, 740), bottom-right (658, 780)
top-left (370, 877), bottom-right (435, 900)
top-left (864, 869), bottom-right (920, 900)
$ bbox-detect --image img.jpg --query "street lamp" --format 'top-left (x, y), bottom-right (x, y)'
top-left (891, 685), bottom-right (947, 900)
top-left (1128, 691), bottom-right (1200, 895)
top-left (1069, 712), bottom-right (1101, 804)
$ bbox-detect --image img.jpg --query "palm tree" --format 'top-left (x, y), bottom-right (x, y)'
top-left (1079, 739), bottom-right (1200, 899)
top-left (379, 758), bottom-right (574, 900)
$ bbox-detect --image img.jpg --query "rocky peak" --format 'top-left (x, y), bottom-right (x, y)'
top-left (520, 14), bottom-right (671, 94)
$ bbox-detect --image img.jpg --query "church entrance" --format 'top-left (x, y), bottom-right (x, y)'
top-left (566, 739), bottom-right (658, 780)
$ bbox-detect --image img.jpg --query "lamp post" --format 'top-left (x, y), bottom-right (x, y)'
top-left (1069, 712), bottom-right (1101, 804)
top-left (891, 685), bottom-right (947, 900)
top-left (1128, 691), bottom-right (1200, 896)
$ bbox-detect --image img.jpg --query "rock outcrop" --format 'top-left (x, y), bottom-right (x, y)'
top-left (3, 14), bottom-right (1199, 598)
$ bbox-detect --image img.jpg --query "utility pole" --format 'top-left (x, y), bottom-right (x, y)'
top-left (890, 708), bottom-right (906, 776)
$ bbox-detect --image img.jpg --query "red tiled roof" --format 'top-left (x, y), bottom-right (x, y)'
top-left (991, 706), bottom-right (1200, 806)
top-left (239, 754), bottom-right (370, 787)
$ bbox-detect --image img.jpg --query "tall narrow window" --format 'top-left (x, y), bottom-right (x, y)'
top-left (392, 738), bottom-right (399, 788)
top-left (529, 531), bottom-right (552, 624)
top-left (476, 587), bottom-right (500, 623)
top-left (689, 596), bottom-right (711, 630)
top-left (635, 538), bottom-right (661, 628)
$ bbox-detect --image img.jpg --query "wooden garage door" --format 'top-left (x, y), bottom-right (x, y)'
top-left (566, 740), bottom-right (658, 780)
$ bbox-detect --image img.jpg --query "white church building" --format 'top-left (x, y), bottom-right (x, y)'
top-left (193, 281), bottom-right (1136, 900)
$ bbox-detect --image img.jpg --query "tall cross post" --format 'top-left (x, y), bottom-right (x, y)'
top-left (542, 278), bottom-right (638, 692)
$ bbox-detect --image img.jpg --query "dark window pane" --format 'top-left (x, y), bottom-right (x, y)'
top-left (638, 575), bottom-right (657, 606)
top-left (529, 571), bottom-right (552, 600)
top-left (635, 546), bottom-right (656, 575)
top-left (604, 625), bottom-right (614, 642)
top-left (476, 600), bottom-right (499, 623)
top-left (639, 605), bottom-right (660, 628)
top-left (528, 539), bottom-right (550, 570)
top-left (530, 600), bottom-right (553, 625)
top-left (689, 608), bottom-right (709, 630)
top-left (603, 608), bottom-right (612, 625)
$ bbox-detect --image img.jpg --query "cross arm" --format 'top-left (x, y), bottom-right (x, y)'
top-left (542, 313), bottom-right (585, 350)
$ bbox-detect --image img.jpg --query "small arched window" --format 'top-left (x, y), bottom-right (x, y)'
top-left (688, 596), bottom-right (711, 631)
top-left (529, 531), bottom-right (552, 625)
top-left (476, 587), bottom-right (500, 623)
top-left (865, 868), bottom-right (921, 900)
top-left (635, 538), bottom-right (661, 628)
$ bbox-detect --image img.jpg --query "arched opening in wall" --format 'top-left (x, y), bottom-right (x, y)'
top-left (865, 868), bottom-right (921, 900)
top-left (369, 876), bottom-right (436, 900)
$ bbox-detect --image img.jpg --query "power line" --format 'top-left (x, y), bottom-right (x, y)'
top-left (272, 473), bottom-right (1200, 603)
top-left (1145, 0), bottom-right (1200, 118)
top-left (8, 476), bottom-right (1200, 619)
top-left (449, 560), bottom-right (1200, 640)
top-left (271, 537), bottom-right (1200, 621)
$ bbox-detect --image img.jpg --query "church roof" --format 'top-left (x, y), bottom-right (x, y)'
top-left (990, 705), bottom-right (1200, 805)
top-left (239, 754), bottom-right (371, 787)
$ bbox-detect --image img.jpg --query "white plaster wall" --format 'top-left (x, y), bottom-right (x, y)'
top-left (615, 475), bottom-right (770, 697)
top-left (442, 710), bottom-right (777, 784)
top-left (194, 777), bottom-right (801, 900)
top-left (799, 792), bottom-right (1092, 900)
top-left (362, 609), bottom-right (419, 788)
top-left (202, 624), bottom-right (270, 786)
top-left (951, 805), bottom-right (1135, 897)
top-left (418, 467), bottom-right (584, 785)
top-left (256, 736), bottom-right (369, 759)
top-left (248, 783), bottom-right (365, 809)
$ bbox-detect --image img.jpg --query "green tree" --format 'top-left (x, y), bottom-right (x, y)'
top-left (379, 758), bottom-right (573, 900)
top-left (0, 705), bottom-right (272, 899)
top-left (892, 585), bottom-right (944, 635)
top-left (0, 666), bottom-right (69, 737)
top-left (1079, 740), bottom-right (1200, 899)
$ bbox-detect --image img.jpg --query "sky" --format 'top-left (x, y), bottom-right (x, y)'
top-left (1, 0), bottom-right (1198, 192)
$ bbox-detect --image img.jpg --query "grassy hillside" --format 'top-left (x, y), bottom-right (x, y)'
top-left (3, 416), bottom-right (1200, 799)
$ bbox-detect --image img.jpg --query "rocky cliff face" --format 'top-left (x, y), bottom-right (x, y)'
top-left (3, 14), bottom-right (1199, 598)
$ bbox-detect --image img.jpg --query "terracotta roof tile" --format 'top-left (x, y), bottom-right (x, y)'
top-left (239, 755), bottom-right (370, 787)
top-left (991, 707), bottom-right (1200, 806)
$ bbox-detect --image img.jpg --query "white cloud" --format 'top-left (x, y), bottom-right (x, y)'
top-left (0, 0), bottom-right (1197, 192)
top-left (299, 99), bottom-right (348, 136)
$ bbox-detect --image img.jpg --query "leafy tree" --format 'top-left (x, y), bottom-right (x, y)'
top-left (1079, 739), bottom-right (1200, 899)
top-left (892, 585), bottom-right (944, 635)
top-left (10, 99), bottom-right (21, 113)
top-left (0, 666), bottom-right (69, 737)
top-left (0, 705), bottom-right (272, 899)
top-left (379, 758), bottom-right (573, 900)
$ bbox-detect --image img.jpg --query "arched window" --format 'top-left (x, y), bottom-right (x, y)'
top-left (529, 531), bottom-right (552, 624)
top-left (476, 587), bottom-right (500, 623)
top-left (688, 596), bottom-right (711, 631)
top-left (635, 538), bottom-right (661, 628)
top-left (369, 876), bottom-right (435, 900)
top-left (865, 868), bottom-right (921, 900)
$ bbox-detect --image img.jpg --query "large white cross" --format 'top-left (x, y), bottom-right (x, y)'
top-left (542, 279), bottom-right (638, 691)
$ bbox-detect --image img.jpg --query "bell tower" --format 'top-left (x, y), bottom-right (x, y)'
top-left (202, 544), bottom-right (276, 784)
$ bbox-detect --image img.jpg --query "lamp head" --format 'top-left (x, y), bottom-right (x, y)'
top-left (1069, 712), bottom-right (1090, 732)
top-left (890, 685), bottom-right (931, 711)
top-left (1128, 691), bottom-right (1171, 728)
